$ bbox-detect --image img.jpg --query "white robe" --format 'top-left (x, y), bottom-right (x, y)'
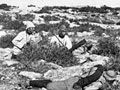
top-left (50, 35), bottom-right (72, 49)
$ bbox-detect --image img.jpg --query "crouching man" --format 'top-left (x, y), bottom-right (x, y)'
top-left (50, 25), bottom-right (91, 53)
top-left (11, 21), bottom-right (42, 59)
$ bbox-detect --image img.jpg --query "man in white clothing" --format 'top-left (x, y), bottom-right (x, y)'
top-left (50, 25), bottom-right (72, 50)
top-left (11, 21), bottom-right (37, 59)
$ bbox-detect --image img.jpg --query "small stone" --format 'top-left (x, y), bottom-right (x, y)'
top-left (2, 60), bottom-right (19, 66)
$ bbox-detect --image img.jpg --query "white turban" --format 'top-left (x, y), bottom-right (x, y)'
top-left (23, 21), bottom-right (35, 29)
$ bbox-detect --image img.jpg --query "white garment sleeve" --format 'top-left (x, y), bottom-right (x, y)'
top-left (12, 32), bottom-right (23, 45)
top-left (65, 36), bottom-right (72, 49)
top-left (12, 32), bottom-right (25, 48)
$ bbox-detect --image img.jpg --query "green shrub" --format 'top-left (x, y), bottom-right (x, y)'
top-left (69, 23), bottom-right (92, 32)
top-left (0, 34), bottom-right (15, 48)
top-left (16, 37), bottom-right (78, 73)
top-left (0, 14), bottom-right (11, 23)
top-left (92, 37), bottom-right (120, 57)
top-left (0, 4), bottom-right (11, 11)
top-left (94, 27), bottom-right (105, 36)
top-left (34, 7), bottom-right (51, 14)
top-left (41, 15), bottom-right (60, 22)
top-left (35, 24), bottom-right (50, 32)
top-left (15, 13), bottom-right (35, 21)
top-left (3, 20), bottom-right (24, 31)
top-left (102, 20), bottom-right (115, 24)
top-left (35, 20), bottom-right (69, 35)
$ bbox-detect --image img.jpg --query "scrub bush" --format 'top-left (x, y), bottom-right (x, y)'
top-left (16, 37), bottom-right (78, 73)
top-left (3, 20), bottom-right (24, 31)
top-left (92, 37), bottom-right (120, 57)
top-left (0, 34), bottom-right (15, 48)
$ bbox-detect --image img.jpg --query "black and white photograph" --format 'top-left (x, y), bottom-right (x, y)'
top-left (0, 0), bottom-right (120, 90)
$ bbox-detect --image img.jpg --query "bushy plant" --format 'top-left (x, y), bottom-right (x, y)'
top-left (16, 37), bottom-right (78, 73)
top-left (41, 15), bottom-right (60, 22)
top-left (92, 37), bottom-right (120, 57)
top-left (78, 6), bottom-right (108, 13)
top-left (102, 20), bottom-right (115, 24)
top-left (93, 27), bottom-right (105, 36)
top-left (35, 24), bottom-right (50, 32)
top-left (3, 20), bottom-right (24, 31)
top-left (0, 14), bottom-right (11, 23)
top-left (0, 34), bottom-right (15, 48)
top-left (34, 7), bottom-right (51, 14)
top-left (0, 3), bottom-right (11, 11)
top-left (69, 23), bottom-right (92, 32)
top-left (15, 13), bottom-right (35, 21)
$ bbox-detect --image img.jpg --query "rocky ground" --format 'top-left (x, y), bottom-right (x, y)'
top-left (0, 36), bottom-right (119, 90)
top-left (1, 5), bottom-right (120, 90)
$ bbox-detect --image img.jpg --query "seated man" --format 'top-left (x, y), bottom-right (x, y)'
top-left (50, 25), bottom-right (72, 50)
top-left (11, 21), bottom-right (42, 59)
top-left (50, 25), bottom-right (89, 53)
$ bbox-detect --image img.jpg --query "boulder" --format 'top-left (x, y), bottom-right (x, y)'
top-left (31, 59), bottom-right (46, 67)
top-left (0, 31), bottom-right (7, 38)
top-left (0, 25), bottom-right (3, 30)
top-left (44, 65), bottom-right (82, 81)
top-left (47, 62), bottom-right (63, 69)
top-left (19, 71), bottom-right (42, 80)
top-left (69, 23), bottom-right (80, 28)
top-left (75, 53), bottom-right (90, 64)
top-left (89, 54), bottom-right (109, 63)
top-left (0, 48), bottom-right (12, 60)
top-left (2, 60), bottom-right (19, 66)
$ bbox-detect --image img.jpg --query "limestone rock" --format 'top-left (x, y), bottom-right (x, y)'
top-left (19, 71), bottom-right (42, 80)
top-left (44, 65), bottom-right (82, 81)
top-left (0, 25), bottom-right (3, 30)
top-left (0, 31), bottom-right (7, 38)
top-left (0, 48), bottom-right (12, 60)
top-left (89, 54), bottom-right (109, 63)
top-left (2, 60), bottom-right (19, 66)
top-left (47, 62), bottom-right (63, 69)
top-left (31, 59), bottom-right (46, 67)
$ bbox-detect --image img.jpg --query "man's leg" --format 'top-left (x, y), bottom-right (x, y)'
top-left (11, 46), bottom-right (21, 59)
top-left (69, 39), bottom-right (87, 53)
top-left (28, 79), bottom-right (52, 88)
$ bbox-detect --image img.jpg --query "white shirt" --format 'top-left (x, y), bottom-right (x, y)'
top-left (50, 35), bottom-right (72, 49)
top-left (12, 31), bottom-right (33, 49)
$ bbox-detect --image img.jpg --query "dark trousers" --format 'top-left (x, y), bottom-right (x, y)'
top-left (69, 39), bottom-right (87, 53)
top-left (73, 64), bottom-right (104, 89)
top-left (29, 79), bottom-right (52, 88)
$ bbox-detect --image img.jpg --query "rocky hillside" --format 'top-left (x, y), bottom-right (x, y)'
top-left (0, 4), bottom-right (120, 90)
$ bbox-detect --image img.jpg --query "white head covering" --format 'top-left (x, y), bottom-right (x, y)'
top-left (23, 21), bottom-right (35, 29)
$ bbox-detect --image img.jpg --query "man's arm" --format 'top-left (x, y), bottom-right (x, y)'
top-left (65, 35), bottom-right (72, 50)
top-left (12, 32), bottom-right (25, 48)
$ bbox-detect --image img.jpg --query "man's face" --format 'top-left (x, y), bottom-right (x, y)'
top-left (26, 27), bottom-right (35, 34)
top-left (58, 31), bottom-right (66, 38)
